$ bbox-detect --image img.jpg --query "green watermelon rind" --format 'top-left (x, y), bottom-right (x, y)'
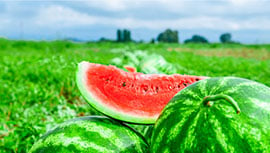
top-left (29, 116), bottom-right (149, 153)
top-left (76, 61), bottom-right (156, 124)
top-left (151, 77), bottom-right (270, 153)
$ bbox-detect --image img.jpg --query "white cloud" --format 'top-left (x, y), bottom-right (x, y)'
top-left (82, 0), bottom-right (128, 11)
top-left (111, 16), bottom-right (270, 31)
top-left (32, 5), bottom-right (270, 31)
top-left (1, 0), bottom-right (270, 42)
top-left (228, 0), bottom-right (258, 6)
top-left (81, 0), bottom-right (186, 12)
top-left (35, 5), bottom-right (98, 27)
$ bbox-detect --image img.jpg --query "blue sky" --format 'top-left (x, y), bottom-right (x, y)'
top-left (0, 0), bottom-right (270, 43)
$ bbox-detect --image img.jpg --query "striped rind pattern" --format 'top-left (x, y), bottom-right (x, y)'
top-left (29, 116), bottom-right (148, 153)
top-left (151, 77), bottom-right (270, 153)
top-left (127, 124), bottom-right (154, 144)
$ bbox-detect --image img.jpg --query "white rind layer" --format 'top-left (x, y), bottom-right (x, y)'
top-left (76, 61), bottom-right (157, 124)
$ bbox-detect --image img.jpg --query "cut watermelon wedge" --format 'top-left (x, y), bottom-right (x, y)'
top-left (76, 61), bottom-right (207, 124)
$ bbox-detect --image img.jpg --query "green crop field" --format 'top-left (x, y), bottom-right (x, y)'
top-left (0, 38), bottom-right (270, 152)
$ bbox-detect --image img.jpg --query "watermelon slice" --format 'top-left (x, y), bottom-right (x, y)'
top-left (76, 61), bottom-right (206, 124)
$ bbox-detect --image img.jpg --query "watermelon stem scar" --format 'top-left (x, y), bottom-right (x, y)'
top-left (203, 94), bottom-right (241, 114)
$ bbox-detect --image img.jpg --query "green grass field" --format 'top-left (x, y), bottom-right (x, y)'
top-left (0, 38), bottom-right (270, 152)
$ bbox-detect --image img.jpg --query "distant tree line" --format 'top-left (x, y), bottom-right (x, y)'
top-left (117, 29), bottom-right (132, 42)
top-left (98, 28), bottom-right (238, 44)
top-left (157, 29), bottom-right (179, 43)
top-left (220, 33), bottom-right (234, 43)
top-left (184, 35), bottom-right (208, 44)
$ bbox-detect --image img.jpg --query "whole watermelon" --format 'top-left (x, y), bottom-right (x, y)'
top-left (29, 116), bottom-right (148, 153)
top-left (151, 77), bottom-right (270, 153)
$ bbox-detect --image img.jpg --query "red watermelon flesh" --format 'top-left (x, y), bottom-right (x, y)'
top-left (76, 61), bottom-right (206, 124)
